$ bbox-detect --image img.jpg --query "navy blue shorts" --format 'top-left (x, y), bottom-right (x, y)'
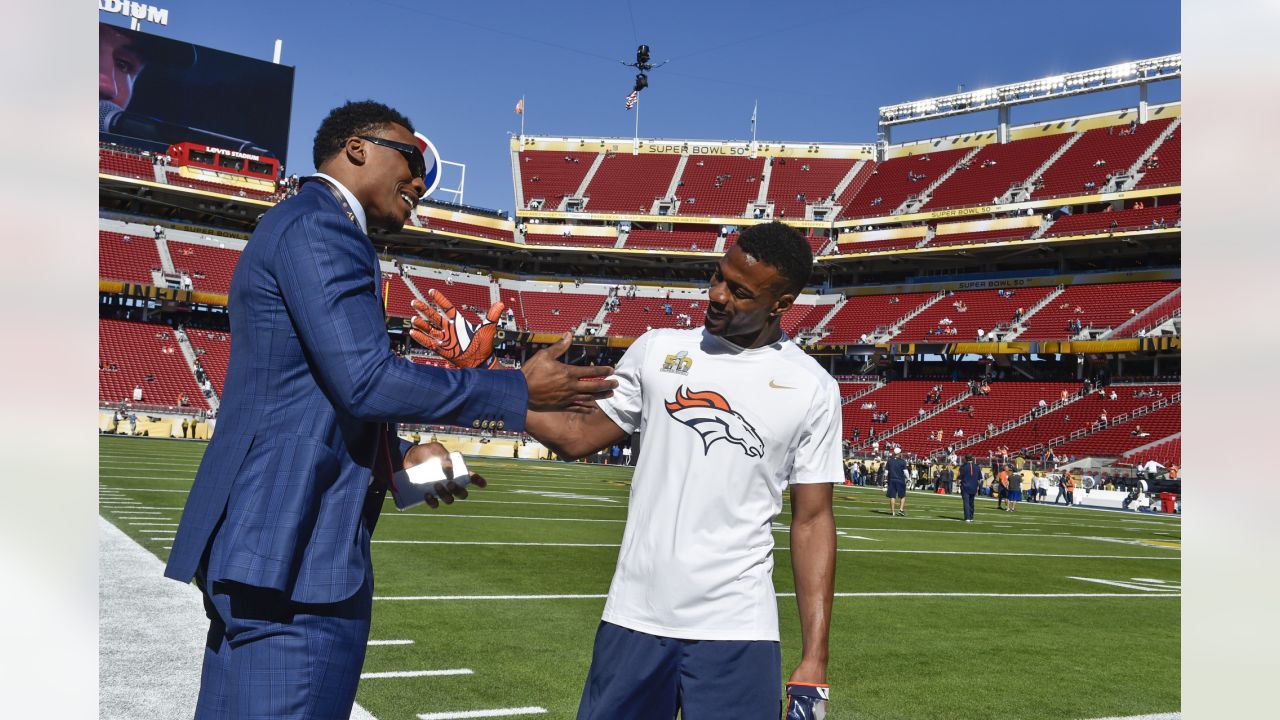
top-left (886, 480), bottom-right (907, 499)
top-left (577, 621), bottom-right (781, 720)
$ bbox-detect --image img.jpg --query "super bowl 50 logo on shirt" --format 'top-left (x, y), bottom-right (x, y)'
top-left (660, 350), bottom-right (692, 375)
top-left (664, 386), bottom-right (764, 458)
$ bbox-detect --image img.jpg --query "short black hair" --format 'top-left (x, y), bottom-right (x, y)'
top-left (313, 100), bottom-right (415, 169)
top-left (733, 221), bottom-right (812, 295)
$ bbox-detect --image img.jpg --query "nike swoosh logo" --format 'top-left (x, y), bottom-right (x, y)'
top-left (769, 379), bottom-right (797, 390)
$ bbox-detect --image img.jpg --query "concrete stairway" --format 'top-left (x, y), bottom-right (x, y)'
top-left (1021, 132), bottom-right (1084, 197)
top-left (1004, 285), bottom-right (1066, 340)
top-left (896, 146), bottom-right (981, 215)
top-left (1119, 117), bottom-right (1181, 191)
top-left (174, 326), bottom-right (220, 414)
top-left (571, 153), bottom-right (606, 211)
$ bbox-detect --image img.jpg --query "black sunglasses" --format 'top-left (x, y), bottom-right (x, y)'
top-left (357, 135), bottom-right (427, 184)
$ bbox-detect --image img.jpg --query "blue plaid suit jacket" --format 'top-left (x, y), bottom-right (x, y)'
top-left (164, 181), bottom-right (527, 604)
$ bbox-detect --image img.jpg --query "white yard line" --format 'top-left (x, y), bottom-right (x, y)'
top-left (367, 639), bottom-right (415, 646)
top-left (1082, 714), bottom-right (1180, 719)
top-left (827, 548), bottom-right (1179, 560)
top-left (383, 514), bottom-right (626, 525)
top-left (379, 513), bottom-right (1173, 546)
top-left (372, 540), bottom-right (1173, 561)
top-left (378, 594), bottom-right (608, 601)
top-left (373, 540), bottom-right (621, 548)
top-left (417, 707), bottom-right (547, 719)
top-left (361, 669), bottom-right (472, 679)
top-left (375, 591), bottom-right (1176, 602)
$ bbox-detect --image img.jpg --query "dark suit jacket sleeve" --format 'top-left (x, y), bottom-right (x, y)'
top-left (273, 209), bottom-right (527, 430)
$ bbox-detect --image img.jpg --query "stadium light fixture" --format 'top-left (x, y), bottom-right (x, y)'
top-left (878, 53), bottom-right (1180, 126)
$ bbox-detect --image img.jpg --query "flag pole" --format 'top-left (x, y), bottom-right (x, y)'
top-left (750, 99), bottom-right (758, 159)
top-left (633, 95), bottom-right (640, 156)
top-left (519, 95), bottom-right (525, 142)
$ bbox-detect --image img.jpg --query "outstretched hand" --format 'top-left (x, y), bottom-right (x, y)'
top-left (402, 441), bottom-right (488, 509)
top-left (410, 289), bottom-right (503, 369)
top-left (522, 333), bottom-right (617, 413)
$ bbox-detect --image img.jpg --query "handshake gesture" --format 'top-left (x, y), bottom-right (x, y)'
top-left (411, 289), bottom-right (615, 412)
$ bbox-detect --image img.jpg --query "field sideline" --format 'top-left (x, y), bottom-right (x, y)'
top-left (99, 435), bottom-right (1180, 719)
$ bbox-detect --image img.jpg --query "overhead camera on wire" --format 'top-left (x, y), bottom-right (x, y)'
top-left (621, 44), bottom-right (667, 93)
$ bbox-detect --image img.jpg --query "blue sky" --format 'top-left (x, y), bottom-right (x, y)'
top-left (102, 0), bottom-right (1180, 213)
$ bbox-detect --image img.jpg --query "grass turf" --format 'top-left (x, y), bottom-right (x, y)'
top-left (99, 435), bottom-right (1180, 719)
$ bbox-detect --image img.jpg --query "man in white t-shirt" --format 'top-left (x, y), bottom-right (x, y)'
top-left (523, 223), bottom-right (840, 719)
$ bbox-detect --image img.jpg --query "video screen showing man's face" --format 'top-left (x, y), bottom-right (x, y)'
top-left (100, 25), bottom-right (144, 112)
top-left (97, 22), bottom-right (294, 165)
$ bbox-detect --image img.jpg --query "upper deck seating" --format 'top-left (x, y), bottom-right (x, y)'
top-left (518, 150), bottom-right (596, 210)
top-left (582, 153), bottom-right (680, 214)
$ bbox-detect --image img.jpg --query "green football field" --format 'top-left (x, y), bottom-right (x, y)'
top-left (99, 435), bottom-right (1180, 719)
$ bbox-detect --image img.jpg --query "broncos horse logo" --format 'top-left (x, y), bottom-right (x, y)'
top-left (664, 386), bottom-right (765, 458)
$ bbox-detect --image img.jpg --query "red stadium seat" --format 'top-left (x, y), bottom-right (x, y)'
top-left (836, 148), bottom-right (970, 219)
top-left (168, 240), bottom-right (241, 295)
top-left (923, 134), bottom-right (1067, 210)
top-left (1019, 282), bottom-right (1179, 340)
top-left (99, 318), bottom-right (208, 410)
top-left (765, 157), bottom-right (858, 219)
top-left (1033, 118), bottom-right (1172, 199)
top-left (625, 229), bottom-right (719, 252)
top-left (819, 293), bottom-right (937, 344)
top-left (583, 153), bottom-right (681, 214)
top-left (99, 231), bottom-right (161, 285)
top-left (674, 156), bottom-right (766, 217)
top-left (518, 150), bottom-right (597, 210)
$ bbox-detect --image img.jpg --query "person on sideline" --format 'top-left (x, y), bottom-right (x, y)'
top-left (164, 101), bottom-right (614, 720)
top-left (420, 222), bottom-right (838, 720)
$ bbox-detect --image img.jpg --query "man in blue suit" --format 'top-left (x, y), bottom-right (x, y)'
top-left (958, 454), bottom-right (982, 523)
top-left (164, 101), bottom-right (613, 720)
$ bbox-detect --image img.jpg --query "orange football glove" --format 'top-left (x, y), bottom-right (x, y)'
top-left (410, 289), bottom-right (504, 369)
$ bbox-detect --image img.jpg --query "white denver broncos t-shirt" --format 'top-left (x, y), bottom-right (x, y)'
top-left (596, 327), bottom-right (842, 641)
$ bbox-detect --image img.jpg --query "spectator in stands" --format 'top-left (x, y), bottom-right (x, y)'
top-left (1038, 398), bottom-right (1048, 413)
top-left (179, 393), bottom-right (190, 407)
top-left (163, 100), bottom-right (612, 720)
top-left (132, 384), bottom-right (143, 402)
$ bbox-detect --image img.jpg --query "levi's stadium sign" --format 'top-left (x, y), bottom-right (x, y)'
top-left (99, 0), bottom-right (170, 27)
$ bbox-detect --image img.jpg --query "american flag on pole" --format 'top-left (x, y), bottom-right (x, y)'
top-left (514, 98), bottom-right (524, 115)
top-left (625, 90), bottom-right (639, 110)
